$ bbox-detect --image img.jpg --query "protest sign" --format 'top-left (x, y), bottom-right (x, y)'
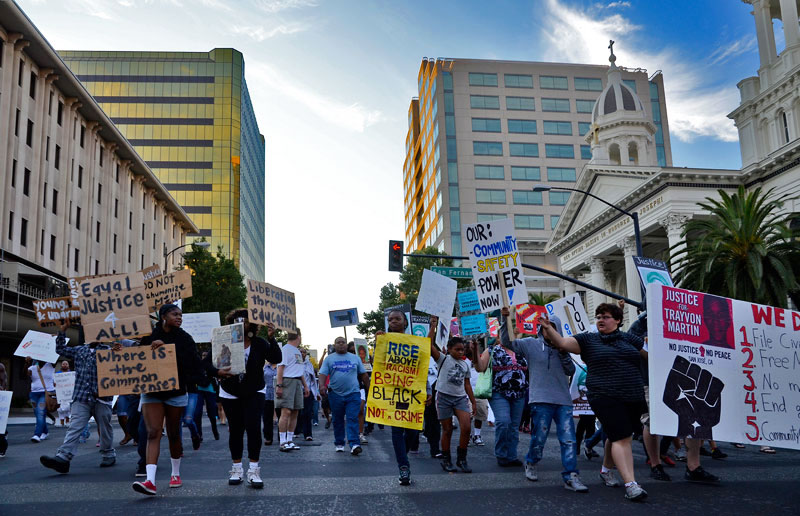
top-left (329, 308), bottom-right (359, 328)
top-left (515, 304), bottom-right (547, 335)
top-left (54, 371), bottom-right (76, 405)
top-left (488, 317), bottom-right (499, 338)
top-left (366, 333), bottom-right (430, 430)
top-left (455, 288), bottom-right (490, 339)
top-left (180, 312), bottom-right (220, 343)
top-left (647, 284), bottom-right (800, 449)
top-left (0, 391), bottom-right (11, 434)
top-left (144, 268), bottom-right (193, 313)
top-left (14, 330), bottom-right (64, 363)
top-left (33, 296), bottom-right (82, 327)
top-left (633, 257), bottom-right (674, 288)
top-left (78, 273), bottom-right (152, 342)
top-left (246, 280), bottom-right (297, 332)
top-left (140, 264), bottom-right (162, 282)
top-left (211, 323), bottom-right (246, 374)
top-left (383, 303), bottom-right (412, 335)
top-left (568, 355), bottom-right (593, 415)
top-left (354, 338), bottom-right (371, 369)
top-left (461, 313), bottom-right (488, 336)
top-left (457, 290), bottom-right (481, 313)
top-left (462, 218), bottom-right (527, 312)
top-left (546, 294), bottom-right (591, 337)
top-left (411, 315), bottom-right (430, 337)
top-left (96, 343), bottom-right (179, 396)
top-left (416, 269), bottom-right (457, 322)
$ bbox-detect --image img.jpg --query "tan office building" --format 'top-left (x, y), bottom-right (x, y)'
top-left (403, 58), bottom-right (672, 294)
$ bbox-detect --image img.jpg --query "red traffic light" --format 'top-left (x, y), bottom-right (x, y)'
top-left (388, 240), bottom-right (404, 272)
top-left (392, 243), bottom-right (401, 251)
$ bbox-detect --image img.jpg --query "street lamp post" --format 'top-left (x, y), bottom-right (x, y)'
top-left (164, 241), bottom-right (210, 270)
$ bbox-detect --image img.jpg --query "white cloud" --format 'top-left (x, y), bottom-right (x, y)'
top-left (605, 1), bottom-right (631, 8)
top-left (540, 0), bottom-right (739, 143)
top-left (232, 23), bottom-right (307, 41)
top-left (707, 36), bottom-right (757, 66)
top-left (254, 0), bottom-right (318, 14)
top-left (247, 61), bottom-right (382, 132)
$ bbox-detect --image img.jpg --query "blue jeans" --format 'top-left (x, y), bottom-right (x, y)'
top-left (182, 393), bottom-right (200, 439)
top-left (391, 425), bottom-right (418, 469)
top-left (489, 392), bottom-right (525, 462)
top-left (30, 391), bottom-right (48, 436)
top-left (328, 391), bottom-right (361, 447)
top-left (56, 400), bottom-right (115, 461)
top-left (312, 398), bottom-right (319, 425)
top-left (527, 403), bottom-right (578, 481)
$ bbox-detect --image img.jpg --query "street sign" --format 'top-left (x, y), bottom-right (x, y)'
top-left (430, 266), bottom-right (472, 279)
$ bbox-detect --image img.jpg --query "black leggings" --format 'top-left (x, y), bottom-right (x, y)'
top-left (221, 393), bottom-right (265, 462)
top-left (575, 414), bottom-right (596, 449)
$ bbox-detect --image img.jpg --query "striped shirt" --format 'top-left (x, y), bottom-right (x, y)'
top-left (575, 330), bottom-right (645, 403)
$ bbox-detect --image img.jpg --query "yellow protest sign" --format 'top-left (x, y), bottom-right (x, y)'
top-left (366, 333), bottom-right (430, 430)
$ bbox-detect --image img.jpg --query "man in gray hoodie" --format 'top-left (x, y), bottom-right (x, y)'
top-left (500, 307), bottom-right (588, 493)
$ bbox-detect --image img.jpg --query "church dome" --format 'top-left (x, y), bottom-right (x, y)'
top-left (591, 49), bottom-right (647, 125)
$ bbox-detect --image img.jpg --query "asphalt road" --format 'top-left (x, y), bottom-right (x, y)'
top-left (1, 417), bottom-right (798, 515)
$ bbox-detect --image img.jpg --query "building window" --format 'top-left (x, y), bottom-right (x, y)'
top-left (7, 211), bottom-right (13, 240)
top-left (23, 168), bottom-right (30, 196)
top-left (128, 245), bottom-right (132, 263)
top-left (540, 76), bottom-right (568, 90)
top-left (581, 145), bottom-right (592, 159)
top-left (578, 122), bottom-right (591, 136)
top-left (506, 96), bottom-right (535, 111)
top-left (46, 137), bottom-right (50, 160)
top-left (543, 120), bottom-right (572, 135)
top-left (29, 72), bottom-right (37, 98)
top-left (114, 199), bottom-right (119, 218)
top-left (545, 144), bottom-right (575, 159)
top-left (549, 191), bottom-right (571, 205)
top-left (514, 214), bottom-right (545, 229)
top-left (474, 165), bottom-right (504, 179)
top-left (473, 141), bottom-right (503, 156)
top-left (574, 77), bottom-right (603, 91)
top-left (14, 109), bottom-right (20, 136)
top-left (468, 73), bottom-right (498, 87)
top-left (781, 111), bottom-right (790, 144)
top-left (52, 190), bottom-right (58, 214)
top-left (57, 101), bottom-right (64, 125)
top-left (576, 99), bottom-right (594, 113)
top-left (141, 223), bottom-right (145, 240)
top-left (504, 74), bottom-right (533, 88)
top-left (512, 190), bottom-right (543, 205)
top-left (115, 164), bottom-right (120, 183)
top-left (511, 166), bottom-right (541, 181)
top-left (55, 145), bottom-right (61, 170)
top-left (43, 184), bottom-right (47, 207)
top-left (11, 160), bottom-right (16, 187)
top-left (113, 234), bottom-right (117, 253)
top-left (551, 215), bottom-right (560, 229)
top-left (470, 95), bottom-right (500, 109)
top-left (509, 142), bottom-right (539, 157)
top-left (26, 120), bottom-right (33, 146)
top-left (40, 229), bottom-right (45, 255)
top-left (129, 212), bottom-right (133, 230)
top-left (471, 118), bottom-right (501, 132)
top-left (97, 183), bottom-right (102, 204)
top-left (547, 167), bottom-right (577, 181)
top-left (20, 218), bottom-right (27, 247)
top-left (76, 207), bottom-right (81, 230)
top-left (50, 235), bottom-right (56, 260)
top-left (18, 59), bottom-right (24, 86)
top-left (444, 92), bottom-right (454, 113)
top-left (476, 189), bottom-right (506, 204)
top-left (78, 166), bottom-right (83, 188)
top-left (95, 260), bottom-right (100, 275)
top-left (623, 79), bottom-right (637, 92)
top-left (541, 98), bottom-right (570, 112)
top-left (74, 248), bottom-right (79, 272)
top-left (80, 126), bottom-right (85, 148)
top-left (477, 213), bottom-right (507, 222)
top-left (96, 221), bottom-right (101, 242)
top-left (507, 119), bottom-right (537, 134)
top-left (99, 148), bottom-right (104, 167)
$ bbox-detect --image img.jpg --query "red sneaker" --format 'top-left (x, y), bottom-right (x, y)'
top-left (169, 475), bottom-right (182, 488)
top-left (660, 454), bottom-right (676, 467)
top-left (132, 480), bottom-right (157, 496)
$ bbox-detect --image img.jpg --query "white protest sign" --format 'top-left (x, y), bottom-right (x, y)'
top-left (462, 218), bottom-right (527, 312)
top-left (180, 312), bottom-right (221, 343)
top-left (416, 269), bottom-right (457, 321)
top-left (55, 371), bottom-right (76, 405)
top-left (546, 294), bottom-right (591, 337)
top-left (0, 391), bottom-right (11, 434)
top-left (14, 331), bottom-right (65, 363)
top-left (647, 283), bottom-right (800, 449)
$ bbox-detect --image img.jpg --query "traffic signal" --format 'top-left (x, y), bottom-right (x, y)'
top-left (388, 240), bottom-right (404, 272)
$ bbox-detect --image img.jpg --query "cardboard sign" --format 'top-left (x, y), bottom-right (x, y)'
top-left (411, 315), bottom-right (430, 338)
top-left (211, 323), bottom-right (246, 374)
top-left (33, 296), bottom-right (82, 327)
top-left (647, 284), bottom-right (800, 449)
top-left (633, 256), bottom-right (674, 288)
top-left (78, 273), bottom-right (152, 342)
top-left (515, 304), bottom-right (547, 335)
top-left (246, 279), bottom-right (297, 332)
top-left (54, 371), bottom-right (76, 405)
top-left (354, 338), bottom-right (370, 366)
top-left (144, 268), bottom-right (192, 313)
top-left (462, 218), bottom-right (527, 312)
top-left (546, 294), bottom-right (591, 337)
top-left (416, 269), bottom-right (457, 322)
top-left (96, 343), bottom-right (179, 396)
top-left (383, 304), bottom-right (412, 335)
top-left (140, 264), bottom-right (162, 282)
top-left (0, 391), bottom-right (11, 434)
top-left (461, 313), bottom-right (488, 336)
top-left (14, 330), bottom-right (64, 363)
top-left (366, 333), bottom-right (430, 430)
top-left (180, 312), bottom-right (220, 343)
top-left (569, 355), bottom-right (593, 415)
top-left (329, 308), bottom-right (359, 328)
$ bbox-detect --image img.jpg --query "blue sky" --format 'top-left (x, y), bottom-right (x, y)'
top-left (18, 0), bottom-right (764, 350)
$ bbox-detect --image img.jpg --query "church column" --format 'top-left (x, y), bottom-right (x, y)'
top-left (780, 0), bottom-right (800, 49)
top-left (753, 0), bottom-right (778, 70)
top-left (588, 257), bottom-right (607, 316)
top-left (617, 237), bottom-right (640, 323)
top-left (659, 212), bottom-right (691, 278)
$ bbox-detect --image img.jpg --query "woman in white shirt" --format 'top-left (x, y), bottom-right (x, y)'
top-left (27, 358), bottom-right (55, 442)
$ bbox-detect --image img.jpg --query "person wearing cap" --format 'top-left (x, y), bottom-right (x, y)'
top-left (132, 303), bottom-right (202, 496)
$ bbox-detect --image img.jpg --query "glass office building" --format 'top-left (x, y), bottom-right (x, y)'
top-left (60, 48), bottom-right (265, 280)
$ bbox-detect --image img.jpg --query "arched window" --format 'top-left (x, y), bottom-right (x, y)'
top-left (780, 110), bottom-right (790, 144)
top-left (628, 141), bottom-right (639, 165)
top-left (609, 143), bottom-right (621, 165)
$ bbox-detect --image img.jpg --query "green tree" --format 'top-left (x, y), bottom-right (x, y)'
top-left (671, 186), bottom-right (800, 307)
top-left (529, 291), bottom-right (559, 305)
top-left (181, 242), bottom-right (248, 321)
top-left (356, 282), bottom-right (403, 339)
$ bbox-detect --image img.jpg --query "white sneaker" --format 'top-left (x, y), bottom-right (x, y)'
top-left (246, 467), bottom-right (263, 489)
top-left (472, 435), bottom-right (485, 446)
top-left (564, 472), bottom-right (589, 492)
top-left (525, 463), bottom-right (538, 481)
top-left (39, 433), bottom-right (48, 441)
top-left (31, 435), bottom-right (41, 443)
top-left (359, 433), bottom-right (368, 444)
top-left (600, 470), bottom-right (621, 487)
top-left (288, 442), bottom-right (300, 450)
top-left (335, 445), bottom-right (345, 452)
top-left (228, 467), bottom-right (243, 485)
top-left (351, 445), bottom-right (362, 456)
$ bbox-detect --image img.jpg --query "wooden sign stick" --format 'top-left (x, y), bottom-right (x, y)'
top-left (497, 270), bottom-right (516, 341)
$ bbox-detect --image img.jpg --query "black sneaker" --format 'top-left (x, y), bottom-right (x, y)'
top-left (325, 421), bottom-right (331, 429)
top-left (100, 457), bottom-right (116, 468)
top-left (40, 455), bottom-right (70, 474)
top-left (698, 446), bottom-right (712, 457)
top-left (685, 466), bottom-right (720, 484)
top-left (650, 464), bottom-right (671, 481)
top-left (135, 463), bottom-right (146, 477)
top-left (192, 435), bottom-right (202, 451)
top-left (711, 448), bottom-right (727, 460)
top-left (398, 466), bottom-right (411, 486)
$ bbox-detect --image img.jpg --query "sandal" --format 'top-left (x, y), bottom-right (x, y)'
top-left (119, 436), bottom-right (132, 446)
top-left (732, 443), bottom-right (745, 449)
top-left (760, 446), bottom-right (776, 454)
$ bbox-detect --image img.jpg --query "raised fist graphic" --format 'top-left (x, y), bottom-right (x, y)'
top-left (663, 356), bottom-right (724, 439)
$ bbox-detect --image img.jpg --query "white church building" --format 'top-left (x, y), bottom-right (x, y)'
top-left (547, 0), bottom-right (800, 323)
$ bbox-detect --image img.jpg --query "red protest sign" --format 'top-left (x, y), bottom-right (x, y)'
top-left (515, 304), bottom-right (546, 335)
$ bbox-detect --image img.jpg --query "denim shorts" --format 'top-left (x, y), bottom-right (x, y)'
top-left (437, 392), bottom-right (471, 419)
top-left (140, 392), bottom-right (188, 407)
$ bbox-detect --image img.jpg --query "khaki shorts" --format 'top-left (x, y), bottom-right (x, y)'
top-left (474, 398), bottom-right (489, 421)
top-left (275, 377), bottom-right (304, 410)
top-left (640, 386), bottom-right (651, 427)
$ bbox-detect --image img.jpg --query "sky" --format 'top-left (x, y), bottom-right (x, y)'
top-left (17, 0), bottom-right (765, 353)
